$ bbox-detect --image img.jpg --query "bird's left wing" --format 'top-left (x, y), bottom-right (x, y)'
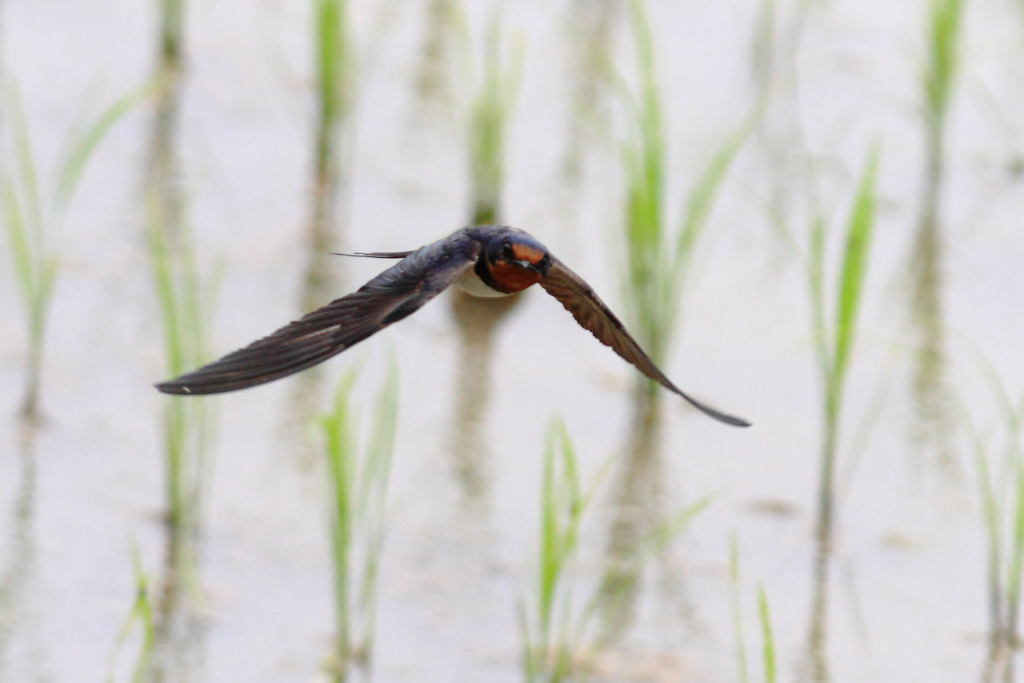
top-left (156, 234), bottom-right (480, 395)
top-left (539, 258), bottom-right (750, 427)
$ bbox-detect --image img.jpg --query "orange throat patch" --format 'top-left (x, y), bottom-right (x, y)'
top-left (489, 261), bottom-right (543, 294)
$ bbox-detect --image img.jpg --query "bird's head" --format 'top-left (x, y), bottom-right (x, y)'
top-left (481, 231), bottom-right (552, 293)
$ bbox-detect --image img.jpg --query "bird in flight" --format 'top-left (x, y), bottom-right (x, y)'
top-left (155, 225), bottom-right (750, 427)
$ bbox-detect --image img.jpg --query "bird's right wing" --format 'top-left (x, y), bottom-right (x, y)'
top-left (539, 258), bottom-right (750, 427)
top-left (156, 234), bottom-right (480, 395)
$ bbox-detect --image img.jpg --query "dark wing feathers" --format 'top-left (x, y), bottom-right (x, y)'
top-left (540, 259), bottom-right (750, 427)
top-left (156, 235), bottom-right (479, 395)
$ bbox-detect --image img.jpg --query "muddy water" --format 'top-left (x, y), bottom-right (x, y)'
top-left (2, 0), bottom-right (1024, 681)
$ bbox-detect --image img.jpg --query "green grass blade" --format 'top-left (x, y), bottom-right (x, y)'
top-left (757, 584), bottom-right (776, 683)
top-left (321, 370), bottom-right (359, 655)
top-left (3, 180), bottom-right (32, 303)
top-left (832, 148), bottom-right (879, 390)
top-left (9, 85), bottom-right (43, 246)
top-left (959, 393), bottom-right (1006, 634)
top-left (55, 81), bottom-right (156, 214)
top-left (619, 0), bottom-right (667, 364)
top-left (146, 216), bottom-right (183, 377)
top-left (807, 212), bottom-right (827, 374)
top-left (105, 539), bottom-right (154, 683)
top-left (467, 11), bottom-right (522, 225)
top-left (730, 533), bottom-right (749, 683)
top-left (671, 116), bottom-right (754, 303)
top-left (314, 0), bottom-right (351, 136)
top-left (539, 417), bottom-right (561, 642)
top-left (923, 0), bottom-right (965, 125)
top-left (628, 0), bottom-right (664, 253)
top-left (1007, 464), bottom-right (1024, 628)
top-left (356, 361), bottom-right (398, 652)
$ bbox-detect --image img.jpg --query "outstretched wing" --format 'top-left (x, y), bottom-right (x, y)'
top-left (539, 259), bottom-right (750, 427)
top-left (156, 234), bottom-right (480, 395)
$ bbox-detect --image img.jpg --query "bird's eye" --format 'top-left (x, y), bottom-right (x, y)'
top-left (502, 242), bottom-right (514, 259)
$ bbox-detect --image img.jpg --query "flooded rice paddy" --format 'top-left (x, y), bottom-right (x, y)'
top-left (2, 0), bottom-right (1024, 681)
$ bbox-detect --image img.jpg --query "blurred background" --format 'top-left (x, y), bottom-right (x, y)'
top-left (1, 0), bottom-right (1023, 681)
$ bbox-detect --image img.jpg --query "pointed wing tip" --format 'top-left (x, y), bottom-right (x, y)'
top-left (154, 380), bottom-right (194, 395)
top-left (701, 406), bottom-right (752, 428)
top-left (720, 414), bottom-right (752, 428)
top-left (683, 395), bottom-right (752, 428)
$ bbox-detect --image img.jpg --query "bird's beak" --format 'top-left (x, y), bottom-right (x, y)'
top-left (516, 260), bottom-right (537, 271)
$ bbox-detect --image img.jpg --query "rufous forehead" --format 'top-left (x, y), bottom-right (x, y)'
top-left (510, 243), bottom-right (545, 264)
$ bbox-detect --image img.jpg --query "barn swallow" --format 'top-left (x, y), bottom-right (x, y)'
top-left (156, 225), bottom-right (750, 427)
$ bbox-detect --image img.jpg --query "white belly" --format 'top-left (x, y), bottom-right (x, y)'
top-left (454, 268), bottom-right (510, 297)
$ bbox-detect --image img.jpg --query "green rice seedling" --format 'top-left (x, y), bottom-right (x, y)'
top-left (303, 0), bottom-right (353, 311)
top-left (757, 585), bottom-right (777, 683)
top-left (619, 0), bottom-right (754, 385)
top-left (519, 417), bottom-right (605, 683)
top-left (961, 362), bottom-right (1024, 683)
top-left (144, 4), bottom-right (220, 667)
top-left (145, 215), bottom-right (217, 683)
top-left (318, 364), bottom-right (398, 680)
top-left (519, 418), bottom-right (705, 681)
top-left (2, 81), bottom-right (147, 422)
top-left (147, 154), bottom-right (217, 603)
top-left (922, 0), bottom-right (965, 135)
top-left (908, 0), bottom-right (965, 466)
top-left (466, 10), bottom-right (521, 226)
top-left (729, 535), bottom-right (777, 683)
top-left (106, 540), bottom-right (155, 683)
top-left (146, 204), bottom-right (217, 598)
top-left (803, 148), bottom-right (878, 683)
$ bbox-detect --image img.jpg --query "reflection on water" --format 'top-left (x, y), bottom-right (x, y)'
top-left (598, 388), bottom-right (665, 643)
top-left (805, 496), bottom-right (832, 683)
top-left (561, 0), bottom-right (620, 183)
top-left (415, 0), bottom-right (459, 110)
top-left (448, 289), bottom-right (520, 507)
top-left (144, 3), bottom-right (211, 678)
top-left (981, 629), bottom-right (1016, 683)
top-left (0, 424), bottom-right (40, 681)
top-left (909, 148), bottom-right (955, 471)
top-left (149, 579), bottom-right (207, 683)
top-left (908, 0), bottom-right (959, 473)
top-left (146, 0), bottom-right (185, 251)
top-left (445, 5), bottom-right (520, 509)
